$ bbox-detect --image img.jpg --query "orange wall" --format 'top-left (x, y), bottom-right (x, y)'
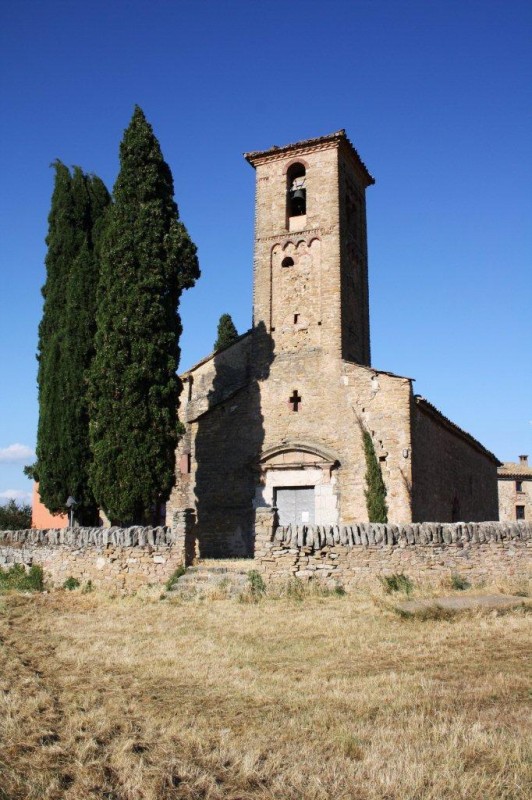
top-left (32, 482), bottom-right (68, 529)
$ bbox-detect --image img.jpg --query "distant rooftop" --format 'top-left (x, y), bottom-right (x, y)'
top-left (244, 130), bottom-right (375, 186)
top-left (498, 455), bottom-right (532, 478)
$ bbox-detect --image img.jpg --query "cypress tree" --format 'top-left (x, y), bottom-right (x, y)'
top-left (214, 313), bottom-right (238, 350)
top-left (61, 169), bottom-right (111, 522)
top-left (36, 162), bottom-right (110, 521)
top-left (362, 427), bottom-right (388, 523)
top-left (36, 161), bottom-right (72, 515)
top-left (89, 106), bottom-right (199, 525)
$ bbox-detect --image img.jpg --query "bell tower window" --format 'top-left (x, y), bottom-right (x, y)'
top-left (287, 163), bottom-right (306, 218)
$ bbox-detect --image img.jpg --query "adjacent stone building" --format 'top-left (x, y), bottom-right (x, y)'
top-left (498, 455), bottom-right (532, 522)
top-left (167, 131), bottom-right (500, 556)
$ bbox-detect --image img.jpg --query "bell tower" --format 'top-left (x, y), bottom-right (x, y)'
top-left (245, 130), bottom-right (374, 366)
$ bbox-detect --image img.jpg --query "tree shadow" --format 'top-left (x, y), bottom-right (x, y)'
top-left (193, 321), bottom-right (274, 557)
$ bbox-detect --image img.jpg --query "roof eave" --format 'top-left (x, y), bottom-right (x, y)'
top-left (244, 129), bottom-right (375, 186)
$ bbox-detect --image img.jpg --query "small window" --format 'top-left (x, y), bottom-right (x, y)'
top-left (180, 453), bottom-right (191, 474)
top-left (288, 389), bottom-right (302, 412)
top-left (287, 163), bottom-right (306, 217)
top-left (516, 480), bottom-right (523, 492)
top-left (516, 505), bottom-right (525, 520)
top-left (281, 256), bottom-right (294, 268)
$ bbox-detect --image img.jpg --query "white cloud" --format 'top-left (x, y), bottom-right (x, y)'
top-left (0, 489), bottom-right (32, 504)
top-left (0, 443), bottom-right (35, 463)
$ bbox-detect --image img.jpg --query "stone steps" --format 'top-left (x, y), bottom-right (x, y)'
top-left (170, 560), bottom-right (254, 597)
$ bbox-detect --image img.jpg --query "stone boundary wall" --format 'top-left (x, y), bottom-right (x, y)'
top-left (1, 511), bottom-right (531, 592)
top-left (254, 509), bottom-right (532, 588)
top-left (0, 511), bottom-right (195, 593)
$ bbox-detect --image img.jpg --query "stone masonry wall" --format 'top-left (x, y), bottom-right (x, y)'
top-left (499, 475), bottom-right (532, 522)
top-left (0, 511), bottom-right (194, 593)
top-left (254, 508), bottom-right (531, 589)
top-left (5, 513), bottom-right (529, 595)
top-left (411, 400), bottom-right (499, 522)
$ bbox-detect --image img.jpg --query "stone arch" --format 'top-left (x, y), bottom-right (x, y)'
top-left (256, 442), bottom-right (340, 525)
top-left (282, 157), bottom-right (310, 175)
top-left (260, 441), bottom-right (340, 465)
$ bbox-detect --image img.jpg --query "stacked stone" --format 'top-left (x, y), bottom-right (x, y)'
top-left (272, 520), bottom-right (531, 548)
top-left (0, 524), bottom-right (187, 593)
top-left (1, 517), bottom-right (530, 593)
top-left (0, 525), bottom-right (173, 548)
top-left (256, 519), bottom-right (532, 587)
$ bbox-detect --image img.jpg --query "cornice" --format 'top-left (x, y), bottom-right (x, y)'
top-left (244, 129), bottom-right (375, 187)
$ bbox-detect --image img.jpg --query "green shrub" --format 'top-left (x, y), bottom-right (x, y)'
top-left (0, 563), bottom-right (44, 592)
top-left (63, 576), bottom-right (81, 590)
top-left (0, 499), bottom-right (31, 530)
top-left (361, 427), bottom-right (388, 523)
top-left (450, 573), bottom-right (471, 591)
top-left (267, 577), bottom-right (347, 601)
top-left (165, 565), bottom-right (186, 591)
top-left (332, 585), bottom-right (347, 597)
top-left (380, 573), bottom-right (413, 596)
top-left (81, 580), bottom-right (94, 594)
top-left (285, 577), bottom-right (307, 601)
top-left (247, 570), bottom-right (266, 600)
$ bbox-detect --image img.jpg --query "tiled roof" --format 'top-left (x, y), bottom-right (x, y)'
top-left (498, 462), bottom-right (532, 478)
top-left (244, 130), bottom-right (375, 185)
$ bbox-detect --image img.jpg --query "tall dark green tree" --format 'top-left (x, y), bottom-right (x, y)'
top-left (61, 169), bottom-right (111, 522)
top-left (89, 106), bottom-right (200, 525)
top-left (214, 313), bottom-right (238, 350)
top-left (361, 426), bottom-right (388, 523)
top-left (36, 162), bottom-right (110, 522)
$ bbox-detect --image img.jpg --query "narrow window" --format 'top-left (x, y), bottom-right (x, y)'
top-left (516, 480), bottom-right (523, 492)
top-left (287, 163), bottom-right (306, 218)
top-left (294, 313), bottom-right (299, 324)
top-left (452, 496), bottom-right (461, 522)
top-left (516, 505), bottom-right (525, 520)
top-left (288, 390), bottom-right (302, 412)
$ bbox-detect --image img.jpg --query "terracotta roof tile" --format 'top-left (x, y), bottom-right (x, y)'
top-left (498, 462), bottom-right (532, 478)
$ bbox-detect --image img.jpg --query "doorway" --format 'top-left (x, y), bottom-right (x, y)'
top-left (274, 486), bottom-right (315, 526)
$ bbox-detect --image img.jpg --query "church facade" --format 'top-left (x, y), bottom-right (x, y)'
top-left (167, 131), bottom-right (499, 557)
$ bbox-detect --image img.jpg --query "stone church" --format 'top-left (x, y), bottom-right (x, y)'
top-left (167, 131), bottom-right (499, 557)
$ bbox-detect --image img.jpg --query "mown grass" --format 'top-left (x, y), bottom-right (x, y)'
top-left (0, 586), bottom-right (530, 799)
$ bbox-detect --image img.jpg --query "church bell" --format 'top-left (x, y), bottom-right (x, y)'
top-left (290, 187), bottom-right (306, 215)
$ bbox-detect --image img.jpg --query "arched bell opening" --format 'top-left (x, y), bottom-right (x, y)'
top-left (286, 162), bottom-right (306, 219)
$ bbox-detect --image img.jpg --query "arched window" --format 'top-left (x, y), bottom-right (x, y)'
top-left (287, 163), bottom-right (306, 218)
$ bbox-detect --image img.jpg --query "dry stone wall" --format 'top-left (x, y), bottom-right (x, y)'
top-left (0, 511), bottom-right (194, 593)
top-left (1, 512), bottom-right (530, 593)
top-left (254, 509), bottom-right (531, 588)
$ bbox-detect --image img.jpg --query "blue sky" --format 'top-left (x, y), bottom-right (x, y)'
top-left (1, 0), bottom-right (531, 505)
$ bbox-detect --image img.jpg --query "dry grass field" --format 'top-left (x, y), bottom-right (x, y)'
top-left (0, 584), bottom-right (531, 800)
